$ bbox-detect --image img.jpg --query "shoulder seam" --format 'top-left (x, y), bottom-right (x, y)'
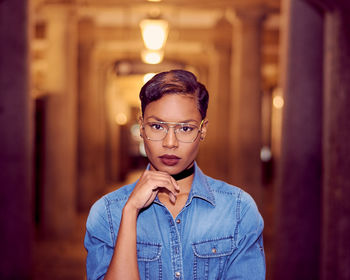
top-left (233, 189), bottom-right (243, 242)
top-left (103, 196), bottom-right (116, 246)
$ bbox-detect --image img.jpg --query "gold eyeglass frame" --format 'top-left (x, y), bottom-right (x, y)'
top-left (141, 119), bottom-right (205, 143)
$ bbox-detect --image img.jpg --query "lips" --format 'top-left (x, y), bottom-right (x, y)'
top-left (159, 154), bottom-right (181, 166)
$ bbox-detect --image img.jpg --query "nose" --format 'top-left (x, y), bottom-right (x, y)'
top-left (162, 127), bottom-right (178, 148)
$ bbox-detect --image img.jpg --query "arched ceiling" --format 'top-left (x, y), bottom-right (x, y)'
top-left (31, 0), bottom-right (280, 91)
top-left (39, 0), bottom-right (280, 9)
top-left (33, 0), bottom-right (280, 39)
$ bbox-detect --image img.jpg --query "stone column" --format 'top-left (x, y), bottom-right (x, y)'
top-left (322, 6), bottom-right (350, 280)
top-left (0, 0), bottom-right (33, 278)
top-left (203, 17), bottom-right (232, 180)
top-left (78, 18), bottom-right (106, 211)
top-left (274, 0), bottom-right (323, 279)
top-left (229, 9), bottom-right (265, 205)
top-left (41, 5), bottom-right (77, 238)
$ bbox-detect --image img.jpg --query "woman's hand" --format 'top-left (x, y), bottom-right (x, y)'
top-left (105, 170), bottom-right (179, 280)
top-left (126, 170), bottom-right (180, 212)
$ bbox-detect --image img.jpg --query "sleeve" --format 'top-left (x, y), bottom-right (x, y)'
top-left (84, 197), bottom-right (117, 280)
top-left (224, 191), bottom-right (266, 280)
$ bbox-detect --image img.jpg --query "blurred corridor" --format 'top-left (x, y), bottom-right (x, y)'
top-left (33, 212), bottom-right (87, 280)
top-left (1, 0), bottom-right (350, 279)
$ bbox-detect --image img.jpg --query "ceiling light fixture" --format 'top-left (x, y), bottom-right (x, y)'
top-left (140, 19), bottom-right (168, 51)
top-left (139, 17), bottom-right (168, 64)
top-left (141, 49), bottom-right (164, 64)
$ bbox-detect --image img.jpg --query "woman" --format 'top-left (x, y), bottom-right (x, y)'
top-left (85, 69), bottom-right (265, 279)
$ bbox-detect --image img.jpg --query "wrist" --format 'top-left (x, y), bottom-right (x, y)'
top-left (123, 201), bottom-right (140, 216)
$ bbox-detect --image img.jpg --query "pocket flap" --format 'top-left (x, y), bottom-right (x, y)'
top-left (192, 237), bottom-right (235, 258)
top-left (137, 242), bottom-right (162, 261)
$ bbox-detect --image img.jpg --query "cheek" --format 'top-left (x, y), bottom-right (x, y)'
top-left (143, 140), bottom-right (156, 157)
top-left (184, 141), bottom-right (201, 159)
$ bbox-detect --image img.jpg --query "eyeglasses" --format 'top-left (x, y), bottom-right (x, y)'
top-left (142, 120), bottom-right (204, 143)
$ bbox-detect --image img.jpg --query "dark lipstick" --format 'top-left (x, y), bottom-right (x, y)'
top-left (159, 154), bottom-right (181, 166)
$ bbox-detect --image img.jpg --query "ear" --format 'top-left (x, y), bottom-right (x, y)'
top-left (138, 117), bottom-right (144, 138)
top-left (200, 119), bottom-right (208, 140)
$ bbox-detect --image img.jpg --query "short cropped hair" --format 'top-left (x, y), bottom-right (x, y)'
top-left (139, 69), bottom-right (209, 119)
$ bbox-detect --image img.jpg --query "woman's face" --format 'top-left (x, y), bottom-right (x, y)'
top-left (141, 94), bottom-right (207, 174)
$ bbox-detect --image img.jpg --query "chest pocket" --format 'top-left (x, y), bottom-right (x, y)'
top-left (192, 237), bottom-right (235, 280)
top-left (137, 242), bottom-right (162, 280)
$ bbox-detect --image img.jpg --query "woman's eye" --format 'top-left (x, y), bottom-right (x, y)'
top-left (180, 125), bottom-right (194, 132)
top-left (150, 123), bottom-right (164, 130)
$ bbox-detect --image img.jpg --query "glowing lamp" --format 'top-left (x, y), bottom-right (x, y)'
top-left (141, 49), bottom-right (164, 64)
top-left (139, 19), bottom-right (168, 51)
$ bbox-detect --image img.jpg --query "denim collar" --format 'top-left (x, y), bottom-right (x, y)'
top-left (152, 162), bottom-right (216, 207)
top-left (187, 162), bottom-right (216, 207)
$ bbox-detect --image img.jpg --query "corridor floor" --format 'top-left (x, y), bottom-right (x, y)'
top-left (33, 171), bottom-right (142, 280)
top-left (33, 212), bottom-right (88, 280)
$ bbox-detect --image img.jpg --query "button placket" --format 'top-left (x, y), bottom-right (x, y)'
top-left (169, 213), bottom-right (183, 280)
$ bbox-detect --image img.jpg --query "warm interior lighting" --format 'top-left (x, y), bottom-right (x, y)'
top-left (141, 49), bottom-right (164, 64)
top-left (115, 112), bottom-right (128, 125)
top-left (273, 95), bottom-right (284, 109)
top-left (140, 19), bottom-right (168, 51)
top-left (143, 73), bottom-right (156, 83)
top-left (260, 146), bottom-right (272, 162)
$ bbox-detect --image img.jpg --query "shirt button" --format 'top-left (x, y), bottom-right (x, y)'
top-left (212, 248), bottom-right (217, 253)
top-left (176, 219), bottom-right (181, 224)
top-left (175, 271), bottom-right (181, 278)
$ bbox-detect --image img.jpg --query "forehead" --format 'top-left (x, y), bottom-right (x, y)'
top-left (144, 94), bottom-right (201, 122)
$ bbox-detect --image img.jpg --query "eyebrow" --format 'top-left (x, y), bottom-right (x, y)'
top-left (146, 116), bottom-right (199, 124)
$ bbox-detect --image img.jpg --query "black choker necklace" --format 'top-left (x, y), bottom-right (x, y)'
top-left (171, 165), bottom-right (195, 181)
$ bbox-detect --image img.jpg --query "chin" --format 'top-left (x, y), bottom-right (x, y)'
top-left (150, 160), bottom-right (183, 174)
top-left (160, 164), bottom-right (182, 174)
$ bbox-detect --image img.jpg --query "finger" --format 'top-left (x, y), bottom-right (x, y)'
top-left (169, 192), bottom-right (176, 204)
top-left (154, 171), bottom-right (180, 191)
top-left (149, 172), bottom-right (180, 193)
top-left (149, 177), bottom-right (179, 197)
top-left (170, 176), bottom-right (180, 192)
top-left (143, 189), bottom-right (159, 208)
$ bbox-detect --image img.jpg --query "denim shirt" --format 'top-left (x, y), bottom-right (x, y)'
top-left (84, 163), bottom-right (265, 280)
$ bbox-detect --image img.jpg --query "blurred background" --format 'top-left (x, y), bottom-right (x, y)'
top-left (1, 0), bottom-right (350, 279)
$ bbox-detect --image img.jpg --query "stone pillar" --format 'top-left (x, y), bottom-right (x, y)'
top-left (229, 9), bottom-right (265, 205)
top-left (203, 17), bottom-right (232, 180)
top-left (41, 5), bottom-right (77, 238)
top-left (0, 0), bottom-right (33, 278)
top-left (78, 18), bottom-right (106, 211)
top-left (322, 6), bottom-right (350, 280)
top-left (274, 0), bottom-right (323, 279)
